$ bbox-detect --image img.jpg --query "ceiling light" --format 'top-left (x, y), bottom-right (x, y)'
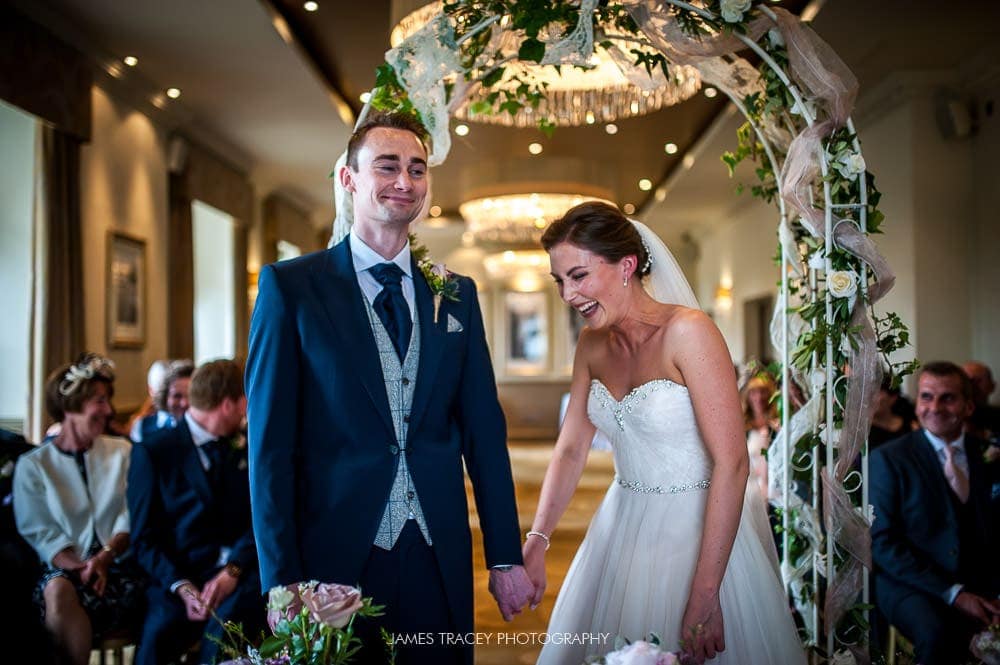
top-left (460, 192), bottom-right (613, 249)
top-left (429, 205), bottom-right (442, 217)
top-left (359, 91), bottom-right (371, 103)
top-left (123, 56), bottom-right (138, 67)
top-left (605, 123), bottom-right (618, 135)
top-left (682, 154), bottom-right (695, 169)
top-left (528, 142), bottom-right (543, 155)
top-left (655, 188), bottom-right (667, 202)
top-left (455, 123), bottom-right (469, 136)
top-left (638, 179), bottom-right (652, 191)
top-left (664, 142), bottom-right (678, 154)
top-left (390, 2), bottom-right (701, 128)
top-left (303, 1), bottom-right (319, 11)
top-left (166, 87), bottom-right (181, 99)
top-left (704, 87), bottom-right (718, 98)
top-left (623, 203), bottom-right (636, 215)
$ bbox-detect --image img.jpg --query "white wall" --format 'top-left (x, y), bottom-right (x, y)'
top-left (80, 85), bottom-right (170, 411)
top-left (0, 101), bottom-right (36, 426)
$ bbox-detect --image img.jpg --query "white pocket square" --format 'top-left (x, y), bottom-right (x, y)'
top-left (447, 313), bottom-right (463, 333)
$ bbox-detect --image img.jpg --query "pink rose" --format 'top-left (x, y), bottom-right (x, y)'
top-left (299, 582), bottom-right (363, 629)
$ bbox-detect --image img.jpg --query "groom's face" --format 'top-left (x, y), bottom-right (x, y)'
top-left (341, 127), bottom-right (428, 231)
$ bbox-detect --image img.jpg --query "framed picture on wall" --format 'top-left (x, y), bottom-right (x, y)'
top-left (504, 291), bottom-right (548, 375)
top-left (107, 231), bottom-right (146, 348)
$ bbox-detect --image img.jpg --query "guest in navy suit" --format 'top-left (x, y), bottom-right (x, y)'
top-left (871, 361), bottom-right (1000, 664)
top-left (246, 112), bottom-right (533, 664)
top-left (128, 359), bottom-right (263, 665)
top-left (130, 359), bottom-right (193, 443)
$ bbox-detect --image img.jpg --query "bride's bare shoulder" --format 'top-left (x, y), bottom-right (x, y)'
top-left (661, 306), bottom-right (725, 349)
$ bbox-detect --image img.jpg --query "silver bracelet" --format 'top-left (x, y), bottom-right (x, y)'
top-left (526, 530), bottom-right (550, 551)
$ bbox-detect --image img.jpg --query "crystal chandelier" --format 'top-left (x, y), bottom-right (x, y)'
top-left (458, 192), bottom-right (613, 249)
top-left (390, 1), bottom-right (702, 128)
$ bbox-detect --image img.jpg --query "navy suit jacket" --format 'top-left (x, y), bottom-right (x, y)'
top-left (245, 239), bottom-right (522, 630)
top-left (127, 420), bottom-right (257, 589)
top-left (870, 430), bottom-right (1000, 615)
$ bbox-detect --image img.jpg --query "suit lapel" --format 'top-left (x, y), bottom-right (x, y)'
top-left (178, 421), bottom-right (213, 508)
top-left (407, 258), bottom-right (446, 441)
top-left (309, 240), bottom-right (395, 438)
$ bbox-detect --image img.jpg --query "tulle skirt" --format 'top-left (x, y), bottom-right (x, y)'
top-left (537, 481), bottom-right (806, 665)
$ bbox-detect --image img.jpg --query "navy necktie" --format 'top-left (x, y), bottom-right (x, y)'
top-left (202, 439), bottom-right (226, 486)
top-left (369, 262), bottom-right (412, 360)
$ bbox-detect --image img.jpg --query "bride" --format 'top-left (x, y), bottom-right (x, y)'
top-left (525, 202), bottom-right (806, 664)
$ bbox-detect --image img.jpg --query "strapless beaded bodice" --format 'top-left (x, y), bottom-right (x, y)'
top-left (587, 379), bottom-right (712, 492)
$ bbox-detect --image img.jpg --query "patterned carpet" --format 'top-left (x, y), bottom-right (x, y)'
top-left (468, 443), bottom-right (615, 665)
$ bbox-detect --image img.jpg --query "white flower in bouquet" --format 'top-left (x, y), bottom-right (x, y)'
top-left (593, 639), bottom-right (679, 665)
top-left (827, 271), bottom-right (858, 299)
top-left (971, 624), bottom-right (1000, 665)
top-left (719, 0), bottom-right (752, 23)
top-left (767, 27), bottom-right (785, 48)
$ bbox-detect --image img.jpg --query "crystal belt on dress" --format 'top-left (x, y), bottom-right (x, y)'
top-left (616, 475), bottom-right (711, 495)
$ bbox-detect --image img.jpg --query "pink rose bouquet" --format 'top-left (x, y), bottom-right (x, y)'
top-left (218, 581), bottom-right (383, 665)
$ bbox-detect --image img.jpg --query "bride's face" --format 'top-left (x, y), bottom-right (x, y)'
top-left (548, 241), bottom-right (631, 328)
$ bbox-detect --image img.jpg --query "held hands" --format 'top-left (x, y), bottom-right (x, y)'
top-left (522, 535), bottom-right (548, 610)
top-left (177, 582), bottom-right (209, 622)
top-left (954, 591), bottom-right (1000, 626)
top-left (680, 591), bottom-right (725, 665)
top-left (488, 565), bottom-right (535, 621)
top-left (78, 550), bottom-right (113, 597)
top-left (201, 567), bottom-right (240, 611)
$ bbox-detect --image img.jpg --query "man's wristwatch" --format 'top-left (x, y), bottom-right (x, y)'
top-left (224, 562), bottom-right (243, 578)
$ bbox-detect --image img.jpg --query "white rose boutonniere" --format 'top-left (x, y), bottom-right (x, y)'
top-left (827, 270), bottom-right (858, 299)
top-left (720, 0), bottom-right (752, 23)
top-left (409, 234), bottom-right (460, 323)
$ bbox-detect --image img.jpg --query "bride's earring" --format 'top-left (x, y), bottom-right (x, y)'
top-left (623, 275), bottom-right (629, 288)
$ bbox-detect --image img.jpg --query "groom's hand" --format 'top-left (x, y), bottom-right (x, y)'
top-left (488, 565), bottom-right (534, 621)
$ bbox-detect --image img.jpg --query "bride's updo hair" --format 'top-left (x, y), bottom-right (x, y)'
top-left (541, 201), bottom-right (652, 278)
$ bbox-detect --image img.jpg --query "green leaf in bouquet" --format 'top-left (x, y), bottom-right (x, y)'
top-left (259, 635), bottom-right (286, 658)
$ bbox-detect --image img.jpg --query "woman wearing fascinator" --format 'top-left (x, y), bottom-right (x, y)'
top-left (14, 353), bottom-right (144, 665)
top-left (523, 202), bottom-right (805, 665)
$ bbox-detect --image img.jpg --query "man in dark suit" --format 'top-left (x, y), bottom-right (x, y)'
top-left (871, 361), bottom-right (1000, 664)
top-left (128, 359), bottom-right (263, 665)
top-left (246, 112), bottom-right (533, 664)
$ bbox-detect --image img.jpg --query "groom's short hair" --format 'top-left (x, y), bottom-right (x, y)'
top-left (189, 359), bottom-right (244, 410)
top-left (346, 111), bottom-right (429, 170)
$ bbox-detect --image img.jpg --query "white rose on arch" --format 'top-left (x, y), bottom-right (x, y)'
top-left (720, 0), bottom-right (752, 23)
top-left (834, 151), bottom-right (867, 179)
top-left (827, 270), bottom-right (858, 299)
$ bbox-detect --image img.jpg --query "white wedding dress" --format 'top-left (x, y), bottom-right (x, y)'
top-left (537, 378), bottom-right (807, 665)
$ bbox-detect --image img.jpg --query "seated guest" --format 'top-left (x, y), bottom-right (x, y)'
top-left (963, 361), bottom-right (1000, 444)
top-left (742, 373), bottom-right (779, 501)
top-left (869, 377), bottom-right (915, 450)
top-left (128, 359), bottom-right (262, 665)
top-left (126, 360), bottom-right (170, 439)
top-left (13, 354), bottom-right (145, 665)
top-left (130, 359), bottom-right (193, 443)
top-left (871, 361), bottom-right (1000, 665)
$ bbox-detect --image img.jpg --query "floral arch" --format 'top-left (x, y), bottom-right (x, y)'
top-left (345, 1), bottom-right (915, 660)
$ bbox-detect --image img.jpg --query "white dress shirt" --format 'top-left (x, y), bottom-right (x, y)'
top-left (349, 228), bottom-right (415, 318)
top-left (922, 428), bottom-right (969, 605)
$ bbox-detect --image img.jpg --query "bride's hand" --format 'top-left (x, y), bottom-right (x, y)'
top-left (680, 592), bottom-right (724, 664)
top-left (522, 535), bottom-right (548, 609)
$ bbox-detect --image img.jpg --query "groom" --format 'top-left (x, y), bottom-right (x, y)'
top-left (246, 111), bottom-right (533, 664)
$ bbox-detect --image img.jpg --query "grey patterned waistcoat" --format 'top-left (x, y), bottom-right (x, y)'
top-left (362, 294), bottom-right (432, 550)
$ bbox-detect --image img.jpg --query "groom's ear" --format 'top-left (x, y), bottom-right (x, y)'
top-left (339, 165), bottom-right (356, 193)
